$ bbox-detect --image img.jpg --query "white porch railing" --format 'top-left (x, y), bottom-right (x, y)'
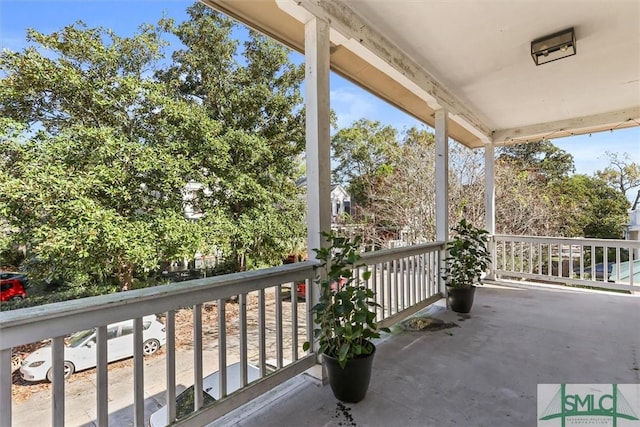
top-left (0, 242), bottom-right (444, 427)
top-left (492, 235), bottom-right (640, 293)
top-left (360, 242), bottom-right (444, 328)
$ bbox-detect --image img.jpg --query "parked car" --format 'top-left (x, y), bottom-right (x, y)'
top-left (0, 271), bottom-right (28, 302)
top-left (149, 359), bottom-right (288, 427)
top-left (149, 362), bottom-right (262, 427)
top-left (295, 277), bottom-right (345, 301)
top-left (20, 315), bottom-right (165, 382)
top-left (582, 262), bottom-right (614, 280)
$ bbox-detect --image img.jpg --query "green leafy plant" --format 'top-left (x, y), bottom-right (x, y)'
top-left (303, 231), bottom-right (388, 368)
top-left (442, 219), bottom-right (491, 289)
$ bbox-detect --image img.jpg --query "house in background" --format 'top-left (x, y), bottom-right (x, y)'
top-left (183, 181), bottom-right (212, 220)
top-left (330, 184), bottom-right (350, 223)
top-left (296, 178), bottom-right (352, 228)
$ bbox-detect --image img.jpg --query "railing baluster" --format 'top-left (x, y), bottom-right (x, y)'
top-left (418, 254), bottom-right (423, 300)
top-left (275, 286), bottom-right (283, 368)
top-left (133, 317), bottom-right (144, 427)
top-left (240, 293), bottom-right (248, 387)
top-left (394, 259), bottom-right (399, 314)
top-left (305, 278), bottom-right (313, 356)
top-left (603, 247), bottom-right (608, 283)
top-left (579, 245), bottom-right (585, 280)
top-left (630, 248), bottom-right (635, 287)
top-left (569, 243), bottom-right (574, 278)
top-left (258, 289), bottom-right (267, 377)
top-left (430, 251), bottom-right (436, 295)
top-left (51, 336), bottom-right (65, 427)
top-left (414, 255), bottom-right (419, 301)
top-left (400, 257), bottom-right (406, 310)
top-left (218, 298), bottom-right (227, 397)
top-left (96, 325), bottom-right (108, 426)
top-left (537, 243), bottom-right (542, 275)
top-left (291, 282), bottom-right (299, 362)
top-left (591, 245), bottom-right (596, 280)
top-left (1, 348), bottom-right (11, 426)
top-left (615, 246), bottom-right (621, 282)
top-left (193, 304), bottom-right (203, 411)
top-left (165, 310), bottom-right (176, 425)
top-left (425, 253), bottom-right (431, 296)
top-left (386, 261), bottom-right (392, 316)
top-left (374, 263), bottom-right (382, 321)
top-left (408, 257), bottom-right (413, 306)
top-left (430, 251), bottom-right (435, 295)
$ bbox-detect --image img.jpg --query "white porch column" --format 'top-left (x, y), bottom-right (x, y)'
top-left (484, 143), bottom-right (497, 280)
top-left (304, 16), bottom-right (331, 379)
top-left (305, 17), bottom-right (331, 257)
top-left (435, 109), bottom-right (449, 295)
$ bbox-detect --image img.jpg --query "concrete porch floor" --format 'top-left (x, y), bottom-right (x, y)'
top-left (214, 284), bottom-right (640, 427)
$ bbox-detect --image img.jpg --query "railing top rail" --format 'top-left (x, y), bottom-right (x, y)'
top-left (0, 260), bottom-right (319, 349)
top-left (360, 241), bottom-right (445, 265)
top-left (1, 241), bottom-right (447, 349)
top-left (492, 234), bottom-right (640, 248)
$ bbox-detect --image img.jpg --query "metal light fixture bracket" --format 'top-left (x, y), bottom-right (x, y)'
top-left (531, 27), bottom-right (576, 66)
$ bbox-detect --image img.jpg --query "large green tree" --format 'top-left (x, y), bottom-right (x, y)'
top-left (0, 23), bottom-right (227, 290)
top-left (497, 140), bottom-right (575, 182)
top-left (157, 3), bottom-right (306, 271)
top-left (0, 8), bottom-right (307, 290)
top-left (558, 175), bottom-right (629, 239)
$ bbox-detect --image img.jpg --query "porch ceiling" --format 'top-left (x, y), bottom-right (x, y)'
top-left (201, 0), bottom-right (640, 149)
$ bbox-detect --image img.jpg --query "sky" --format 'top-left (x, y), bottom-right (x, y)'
top-left (1, 0), bottom-right (639, 194)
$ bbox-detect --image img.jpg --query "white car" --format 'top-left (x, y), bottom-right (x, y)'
top-left (20, 315), bottom-right (166, 382)
top-left (149, 361), bottom-right (285, 427)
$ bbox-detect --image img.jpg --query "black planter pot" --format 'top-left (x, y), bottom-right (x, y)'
top-left (446, 286), bottom-right (476, 313)
top-left (323, 343), bottom-right (375, 403)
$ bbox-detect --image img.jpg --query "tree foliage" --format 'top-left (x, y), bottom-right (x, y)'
top-left (331, 121), bottom-right (630, 244)
top-left (595, 151), bottom-right (640, 195)
top-left (0, 23), bottom-right (224, 289)
top-left (558, 175), bottom-right (629, 239)
top-left (331, 119), bottom-right (400, 208)
top-left (0, 8), bottom-right (306, 291)
top-left (369, 127), bottom-right (436, 243)
top-left (497, 140), bottom-right (574, 182)
top-left (158, 3), bottom-right (306, 271)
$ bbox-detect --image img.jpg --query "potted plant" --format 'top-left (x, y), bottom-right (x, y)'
top-left (303, 231), bottom-right (388, 403)
top-left (442, 219), bottom-right (491, 313)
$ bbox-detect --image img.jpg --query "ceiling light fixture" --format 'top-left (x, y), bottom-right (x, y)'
top-left (531, 27), bottom-right (576, 66)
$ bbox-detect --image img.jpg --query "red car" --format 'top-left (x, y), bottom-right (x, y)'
top-left (295, 277), bottom-right (346, 300)
top-left (0, 272), bottom-right (28, 302)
